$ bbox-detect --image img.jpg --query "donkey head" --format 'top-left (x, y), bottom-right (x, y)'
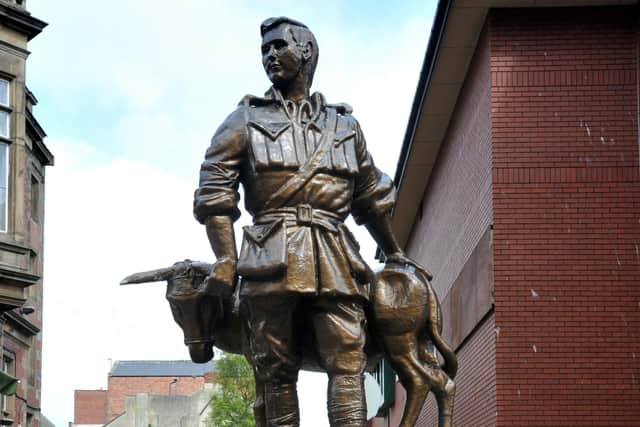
top-left (121, 260), bottom-right (221, 363)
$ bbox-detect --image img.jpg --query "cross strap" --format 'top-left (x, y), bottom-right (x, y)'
top-left (261, 107), bottom-right (339, 211)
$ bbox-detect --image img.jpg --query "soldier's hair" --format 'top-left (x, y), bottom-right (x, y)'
top-left (260, 17), bottom-right (319, 87)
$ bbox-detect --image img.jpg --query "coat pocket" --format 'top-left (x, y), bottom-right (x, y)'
top-left (237, 219), bottom-right (287, 279)
top-left (247, 120), bottom-right (295, 169)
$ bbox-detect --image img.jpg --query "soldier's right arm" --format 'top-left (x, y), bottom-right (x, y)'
top-left (193, 107), bottom-right (249, 296)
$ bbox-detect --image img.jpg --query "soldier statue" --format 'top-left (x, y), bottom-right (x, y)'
top-left (192, 16), bottom-right (421, 426)
top-left (122, 15), bottom-right (457, 427)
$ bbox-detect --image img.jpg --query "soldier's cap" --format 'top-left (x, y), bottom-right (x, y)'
top-left (261, 17), bottom-right (309, 36)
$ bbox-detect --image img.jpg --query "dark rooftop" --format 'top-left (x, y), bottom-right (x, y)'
top-left (109, 360), bottom-right (215, 377)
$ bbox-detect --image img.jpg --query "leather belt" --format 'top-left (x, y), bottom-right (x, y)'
top-left (255, 204), bottom-right (344, 232)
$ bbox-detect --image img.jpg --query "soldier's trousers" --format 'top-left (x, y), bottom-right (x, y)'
top-left (245, 295), bottom-right (367, 427)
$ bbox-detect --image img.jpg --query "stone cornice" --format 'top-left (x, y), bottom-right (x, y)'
top-left (0, 264), bottom-right (40, 287)
top-left (0, 39), bottom-right (28, 59)
top-left (5, 310), bottom-right (39, 335)
top-left (0, 294), bottom-right (24, 310)
top-left (0, 240), bottom-right (35, 256)
top-left (0, 3), bottom-right (47, 41)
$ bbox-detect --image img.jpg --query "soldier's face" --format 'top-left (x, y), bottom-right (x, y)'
top-left (261, 25), bottom-right (305, 86)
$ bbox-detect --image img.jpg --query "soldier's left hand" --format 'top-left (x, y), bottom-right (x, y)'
top-left (385, 252), bottom-right (434, 281)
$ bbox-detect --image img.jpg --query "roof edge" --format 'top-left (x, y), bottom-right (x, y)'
top-left (376, 0), bottom-right (452, 259)
top-left (393, 0), bottom-right (452, 189)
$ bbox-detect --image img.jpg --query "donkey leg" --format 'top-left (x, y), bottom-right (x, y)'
top-left (384, 334), bottom-right (431, 427)
top-left (391, 355), bottom-right (430, 427)
top-left (434, 374), bottom-right (456, 427)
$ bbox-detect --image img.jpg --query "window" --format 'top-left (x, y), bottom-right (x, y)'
top-left (30, 175), bottom-right (40, 222)
top-left (0, 79), bottom-right (10, 233)
top-left (0, 80), bottom-right (8, 106)
top-left (0, 79), bottom-right (9, 139)
top-left (28, 345), bottom-right (36, 386)
top-left (1, 354), bottom-right (14, 418)
top-left (0, 143), bottom-right (7, 233)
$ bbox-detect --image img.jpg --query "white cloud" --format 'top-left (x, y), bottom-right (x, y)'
top-left (42, 137), bottom-right (212, 424)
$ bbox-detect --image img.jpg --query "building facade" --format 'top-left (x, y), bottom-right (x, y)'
top-left (71, 360), bottom-right (216, 425)
top-left (0, 1), bottom-right (50, 427)
top-left (103, 389), bottom-right (214, 427)
top-left (71, 390), bottom-right (107, 427)
top-left (371, 1), bottom-right (640, 426)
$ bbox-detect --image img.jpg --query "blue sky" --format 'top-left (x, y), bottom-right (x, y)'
top-left (26, 1), bottom-right (436, 425)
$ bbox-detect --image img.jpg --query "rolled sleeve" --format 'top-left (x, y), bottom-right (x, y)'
top-left (350, 122), bottom-right (396, 225)
top-left (193, 108), bottom-right (247, 224)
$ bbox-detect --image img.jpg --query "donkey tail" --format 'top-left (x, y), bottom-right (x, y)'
top-left (423, 276), bottom-right (458, 379)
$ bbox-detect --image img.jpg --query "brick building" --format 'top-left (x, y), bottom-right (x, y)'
top-left (370, 0), bottom-right (640, 426)
top-left (71, 360), bottom-right (215, 425)
top-left (72, 390), bottom-right (106, 427)
top-left (0, 1), bottom-right (51, 427)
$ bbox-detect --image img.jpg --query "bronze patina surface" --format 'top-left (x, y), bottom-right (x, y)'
top-left (122, 16), bottom-right (457, 427)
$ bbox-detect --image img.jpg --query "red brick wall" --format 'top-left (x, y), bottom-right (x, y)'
top-left (406, 27), bottom-right (493, 306)
top-left (490, 7), bottom-right (640, 426)
top-left (2, 324), bottom-right (41, 427)
top-left (106, 376), bottom-right (205, 421)
top-left (74, 390), bottom-right (107, 424)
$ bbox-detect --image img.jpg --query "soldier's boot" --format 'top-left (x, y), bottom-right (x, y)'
top-left (327, 374), bottom-right (366, 427)
top-left (264, 381), bottom-right (300, 427)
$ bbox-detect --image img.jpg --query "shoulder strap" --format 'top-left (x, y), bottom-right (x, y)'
top-left (262, 108), bottom-right (339, 211)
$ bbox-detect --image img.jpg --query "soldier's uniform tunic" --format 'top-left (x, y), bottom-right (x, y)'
top-left (194, 87), bottom-right (395, 404)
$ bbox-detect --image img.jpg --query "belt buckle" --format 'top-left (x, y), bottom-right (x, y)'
top-left (296, 204), bottom-right (313, 226)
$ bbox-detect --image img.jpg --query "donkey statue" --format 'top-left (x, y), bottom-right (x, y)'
top-left (121, 260), bottom-right (457, 427)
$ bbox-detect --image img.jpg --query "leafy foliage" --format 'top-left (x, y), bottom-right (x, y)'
top-left (208, 352), bottom-right (256, 427)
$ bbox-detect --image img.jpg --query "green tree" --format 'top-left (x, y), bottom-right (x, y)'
top-left (208, 352), bottom-right (256, 427)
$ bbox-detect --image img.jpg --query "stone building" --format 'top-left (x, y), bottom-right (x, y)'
top-left (370, 0), bottom-right (640, 426)
top-left (71, 360), bottom-right (216, 425)
top-left (0, 1), bottom-right (51, 427)
top-left (103, 388), bottom-right (214, 427)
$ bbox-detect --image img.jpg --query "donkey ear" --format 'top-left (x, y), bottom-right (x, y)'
top-left (120, 265), bottom-right (177, 285)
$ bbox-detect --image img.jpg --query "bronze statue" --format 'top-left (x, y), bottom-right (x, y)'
top-left (122, 260), bottom-right (456, 427)
top-left (122, 16), bottom-right (457, 427)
